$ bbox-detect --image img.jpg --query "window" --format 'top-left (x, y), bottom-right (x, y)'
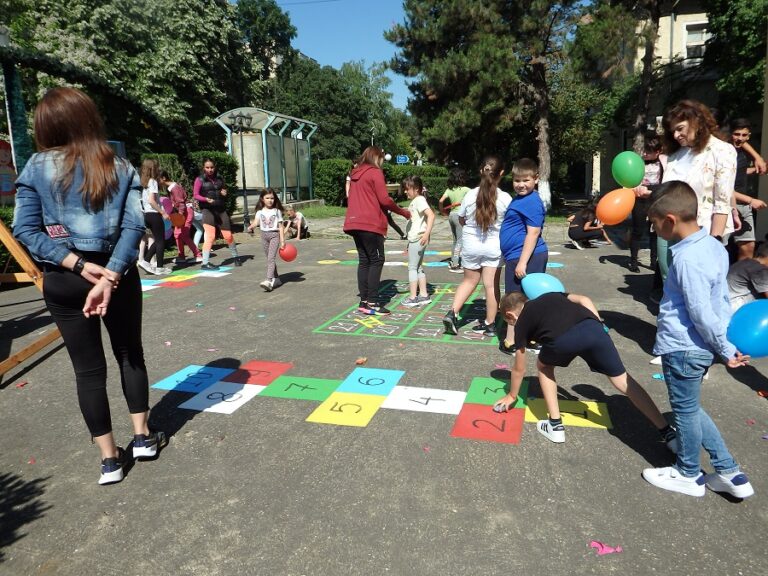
top-left (685, 23), bottom-right (710, 62)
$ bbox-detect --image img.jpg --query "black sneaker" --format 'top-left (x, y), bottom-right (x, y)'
top-left (443, 310), bottom-right (458, 335)
top-left (98, 447), bottom-right (126, 485)
top-left (628, 260), bottom-right (640, 273)
top-left (132, 431), bottom-right (167, 460)
top-left (200, 263), bottom-right (219, 271)
top-left (232, 257), bottom-right (242, 267)
top-left (499, 339), bottom-right (517, 355)
top-left (471, 320), bottom-right (496, 337)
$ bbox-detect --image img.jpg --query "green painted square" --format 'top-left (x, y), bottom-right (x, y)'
top-left (464, 377), bottom-right (529, 408)
top-left (261, 376), bottom-right (341, 401)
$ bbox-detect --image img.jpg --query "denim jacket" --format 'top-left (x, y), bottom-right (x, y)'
top-left (13, 151), bottom-right (145, 275)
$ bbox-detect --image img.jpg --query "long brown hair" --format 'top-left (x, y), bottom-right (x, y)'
top-left (33, 87), bottom-right (117, 211)
top-left (140, 158), bottom-right (159, 189)
top-left (356, 146), bottom-right (385, 168)
top-left (475, 155), bottom-right (504, 233)
top-left (662, 99), bottom-right (723, 154)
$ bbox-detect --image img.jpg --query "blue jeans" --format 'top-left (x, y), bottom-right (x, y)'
top-left (662, 350), bottom-right (739, 477)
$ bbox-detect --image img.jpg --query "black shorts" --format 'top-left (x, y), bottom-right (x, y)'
top-left (201, 208), bottom-right (231, 231)
top-left (538, 319), bottom-right (625, 377)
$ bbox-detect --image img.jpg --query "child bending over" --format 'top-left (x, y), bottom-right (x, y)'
top-left (493, 291), bottom-right (677, 452)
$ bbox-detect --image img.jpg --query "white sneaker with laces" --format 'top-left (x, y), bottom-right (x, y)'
top-left (537, 420), bottom-right (565, 443)
top-left (641, 466), bottom-right (706, 497)
top-left (138, 260), bottom-right (155, 274)
top-left (154, 267), bottom-right (173, 275)
top-left (260, 279), bottom-right (273, 292)
top-left (570, 239), bottom-right (584, 250)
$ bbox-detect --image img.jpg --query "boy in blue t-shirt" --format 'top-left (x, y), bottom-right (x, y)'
top-left (642, 181), bottom-right (754, 499)
top-left (498, 158), bottom-right (548, 353)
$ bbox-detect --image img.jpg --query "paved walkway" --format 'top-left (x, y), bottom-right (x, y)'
top-left (0, 218), bottom-right (765, 576)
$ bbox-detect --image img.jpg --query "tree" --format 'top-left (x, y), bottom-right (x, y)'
top-left (3, 0), bottom-right (265, 155)
top-left (703, 0), bottom-right (768, 114)
top-left (386, 0), bottom-right (580, 206)
top-left (236, 0), bottom-right (297, 80)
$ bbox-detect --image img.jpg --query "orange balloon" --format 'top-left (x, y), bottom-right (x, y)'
top-left (596, 188), bottom-right (636, 225)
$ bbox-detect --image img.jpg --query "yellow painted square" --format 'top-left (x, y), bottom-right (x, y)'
top-left (524, 399), bottom-right (612, 429)
top-left (161, 275), bottom-right (195, 283)
top-left (305, 392), bottom-right (385, 427)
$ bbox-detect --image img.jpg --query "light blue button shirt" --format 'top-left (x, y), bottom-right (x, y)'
top-left (653, 227), bottom-right (737, 361)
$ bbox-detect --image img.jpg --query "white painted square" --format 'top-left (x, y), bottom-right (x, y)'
top-left (177, 381), bottom-right (265, 414)
top-left (381, 386), bottom-right (467, 415)
top-left (141, 284), bottom-right (160, 292)
top-left (196, 271), bottom-right (233, 278)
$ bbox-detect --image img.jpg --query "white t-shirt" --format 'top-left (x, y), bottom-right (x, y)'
top-left (406, 195), bottom-right (430, 241)
top-left (255, 208), bottom-right (282, 231)
top-left (141, 178), bottom-right (159, 214)
top-left (458, 187), bottom-right (512, 261)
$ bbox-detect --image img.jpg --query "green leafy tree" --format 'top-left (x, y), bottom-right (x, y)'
top-left (703, 0), bottom-right (768, 114)
top-left (236, 0), bottom-right (297, 80)
top-left (386, 0), bottom-right (581, 206)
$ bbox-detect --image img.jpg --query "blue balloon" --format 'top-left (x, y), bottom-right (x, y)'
top-left (727, 300), bottom-right (768, 358)
top-left (521, 273), bottom-right (565, 300)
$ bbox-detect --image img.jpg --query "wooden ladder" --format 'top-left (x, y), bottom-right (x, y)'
top-left (0, 219), bottom-right (61, 377)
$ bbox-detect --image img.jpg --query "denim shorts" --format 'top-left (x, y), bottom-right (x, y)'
top-left (539, 319), bottom-right (625, 377)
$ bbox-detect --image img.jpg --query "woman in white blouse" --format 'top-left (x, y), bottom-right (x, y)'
top-left (657, 100), bottom-right (737, 281)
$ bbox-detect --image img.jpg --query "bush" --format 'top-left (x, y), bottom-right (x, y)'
top-left (383, 164), bottom-right (448, 184)
top-left (420, 177), bottom-right (450, 206)
top-left (314, 158), bottom-right (353, 205)
top-left (0, 205), bottom-right (21, 274)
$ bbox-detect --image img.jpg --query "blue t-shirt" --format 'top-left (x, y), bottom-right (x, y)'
top-left (500, 190), bottom-right (547, 261)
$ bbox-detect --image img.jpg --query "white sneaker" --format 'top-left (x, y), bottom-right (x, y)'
top-left (642, 466), bottom-right (706, 497)
top-left (703, 472), bottom-right (754, 499)
top-left (260, 279), bottom-right (273, 292)
top-left (137, 260), bottom-right (155, 274)
top-left (271, 277), bottom-right (282, 289)
top-left (650, 356), bottom-right (662, 365)
top-left (570, 239), bottom-right (584, 251)
top-left (537, 420), bottom-right (565, 443)
top-left (154, 267), bottom-right (172, 275)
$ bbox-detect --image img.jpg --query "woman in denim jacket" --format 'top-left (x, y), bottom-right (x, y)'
top-left (13, 87), bottom-right (166, 485)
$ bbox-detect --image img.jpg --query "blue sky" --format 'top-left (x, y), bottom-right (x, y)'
top-left (277, 0), bottom-right (411, 110)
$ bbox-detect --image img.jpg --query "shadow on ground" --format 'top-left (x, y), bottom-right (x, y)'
top-left (0, 472), bottom-right (51, 563)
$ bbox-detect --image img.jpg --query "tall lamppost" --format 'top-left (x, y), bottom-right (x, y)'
top-left (227, 112), bottom-right (253, 228)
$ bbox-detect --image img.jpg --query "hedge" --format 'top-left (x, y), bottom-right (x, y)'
top-left (313, 159), bottom-right (353, 205)
top-left (0, 205), bottom-right (20, 274)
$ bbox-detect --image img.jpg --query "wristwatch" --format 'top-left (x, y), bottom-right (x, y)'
top-left (73, 257), bottom-right (85, 275)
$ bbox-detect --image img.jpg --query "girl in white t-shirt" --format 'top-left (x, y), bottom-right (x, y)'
top-left (401, 176), bottom-right (436, 307)
top-left (248, 189), bottom-right (286, 291)
top-left (443, 155), bottom-right (512, 337)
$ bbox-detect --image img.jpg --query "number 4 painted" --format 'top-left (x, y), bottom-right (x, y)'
top-left (409, 396), bottom-right (445, 406)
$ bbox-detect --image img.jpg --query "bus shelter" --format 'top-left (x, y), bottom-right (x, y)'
top-left (216, 107), bottom-right (318, 204)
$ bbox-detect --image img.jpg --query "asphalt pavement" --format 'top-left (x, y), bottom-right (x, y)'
top-left (0, 214), bottom-right (766, 576)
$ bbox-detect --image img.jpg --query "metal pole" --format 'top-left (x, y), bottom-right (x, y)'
top-left (239, 128), bottom-right (250, 228)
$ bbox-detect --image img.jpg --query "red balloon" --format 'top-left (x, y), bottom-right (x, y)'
top-left (279, 243), bottom-right (297, 262)
top-left (596, 188), bottom-right (636, 226)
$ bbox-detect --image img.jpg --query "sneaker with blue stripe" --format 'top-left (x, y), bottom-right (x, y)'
top-left (98, 447), bottom-right (126, 485)
top-left (132, 431), bottom-right (167, 460)
top-left (642, 466), bottom-right (706, 497)
top-left (703, 472), bottom-right (754, 499)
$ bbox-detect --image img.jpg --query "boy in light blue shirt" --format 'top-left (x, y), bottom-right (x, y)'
top-left (642, 181), bottom-right (754, 499)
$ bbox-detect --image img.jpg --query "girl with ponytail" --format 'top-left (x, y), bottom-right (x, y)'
top-left (442, 155), bottom-right (512, 337)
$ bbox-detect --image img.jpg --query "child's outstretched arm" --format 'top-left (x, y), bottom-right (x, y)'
top-left (494, 349), bottom-right (526, 412)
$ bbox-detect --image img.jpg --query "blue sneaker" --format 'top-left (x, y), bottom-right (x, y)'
top-left (98, 447), bottom-right (126, 485)
top-left (132, 431), bottom-right (167, 460)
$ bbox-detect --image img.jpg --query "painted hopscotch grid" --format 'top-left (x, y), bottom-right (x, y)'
top-left (313, 280), bottom-right (499, 346)
top-left (152, 362), bottom-right (612, 443)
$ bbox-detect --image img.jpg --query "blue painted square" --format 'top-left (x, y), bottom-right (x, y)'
top-left (336, 367), bottom-right (405, 396)
top-left (140, 279), bottom-right (162, 286)
top-left (151, 364), bottom-right (237, 393)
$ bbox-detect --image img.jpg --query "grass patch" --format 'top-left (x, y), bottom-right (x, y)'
top-left (300, 204), bottom-right (347, 219)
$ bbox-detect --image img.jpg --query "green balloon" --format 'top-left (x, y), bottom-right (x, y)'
top-left (611, 151), bottom-right (645, 188)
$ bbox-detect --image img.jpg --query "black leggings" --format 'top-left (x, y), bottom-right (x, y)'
top-left (43, 254), bottom-right (148, 437)
top-left (630, 195), bottom-right (657, 264)
top-left (568, 227), bottom-right (603, 242)
top-left (349, 230), bottom-right (385, 303)
top-left (144, 212), bottom-right (166, 268)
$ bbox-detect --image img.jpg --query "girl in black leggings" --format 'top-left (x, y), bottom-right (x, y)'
top-left (13, 87), bottom-right (166, 486)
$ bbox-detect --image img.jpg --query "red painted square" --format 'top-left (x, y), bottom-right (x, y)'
top-left (156, 281), bottom-right (197, 288)
top-left (450, 403), bottom-right (524, 444)
top-left (222, 360), bottom-right (293, 385)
